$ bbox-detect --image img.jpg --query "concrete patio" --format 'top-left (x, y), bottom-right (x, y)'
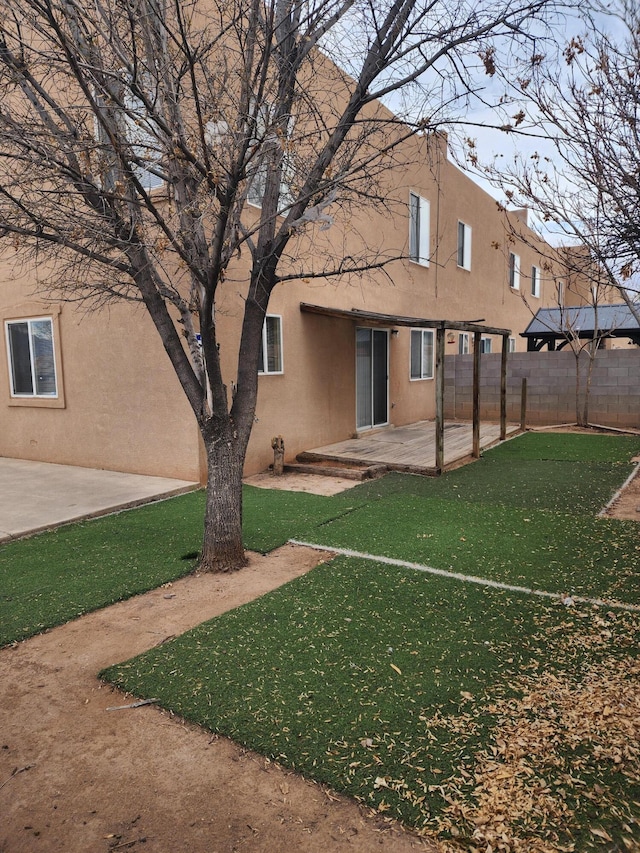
top-left (0, 457), bottom-right (198, 541)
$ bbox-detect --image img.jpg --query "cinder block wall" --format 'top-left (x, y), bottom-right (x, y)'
top-left (444, 350), bottom-right (640, 429)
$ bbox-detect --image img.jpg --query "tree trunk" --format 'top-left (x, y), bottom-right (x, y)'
top-left (574, 352), bottom-right (584, 426)
top-left (582, 346), bottom-right (597, 428)
top-left (198, 425), bottom-right (249, 573)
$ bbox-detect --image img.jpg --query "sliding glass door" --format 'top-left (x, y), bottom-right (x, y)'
top-left (356, 327), bottom-right (389, 430)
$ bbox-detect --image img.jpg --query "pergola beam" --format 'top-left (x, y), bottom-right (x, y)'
top-left (300, 302), bottom-right (512, 472)
top-left (300, 303), bottom-right (511, 336)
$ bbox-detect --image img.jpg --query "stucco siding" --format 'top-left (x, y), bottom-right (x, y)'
top-left (1, 292), bottom-right (202, 481)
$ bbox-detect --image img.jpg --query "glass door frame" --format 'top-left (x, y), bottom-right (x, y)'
top-left (355, 326), bottom-right (389, 431)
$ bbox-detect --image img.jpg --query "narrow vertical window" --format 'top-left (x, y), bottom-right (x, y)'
top-left (246, 102), bottom-right (294, 209)
top-left (457, 221), bottom-right (472, 270)
top-left (258, 315), bottom-right (283, 374)
top-left (509, 252), bottom-right (520, 289)
top-left (410, 329), bottom-right (434, 379)
top-left (508, 337), bottom-right (516, 352)
top-left (125, 89), bottom-right (164, 191)
top-left (557, 280), bottom-right (565, 305)
top-left (458, 332), bottom-right (470, 354)
top-left (509, 252), bottom-right (520, 290)
top-left (409, 192), bottom-right (430, 266)
top-left (531, 265), bottom-right (541, 298)
top-left (480, 337), bottom-right (492, 354)
top-left (94, 79), bottom-right (164, 193)
top-left (6, 318), bottom-right (57, 397)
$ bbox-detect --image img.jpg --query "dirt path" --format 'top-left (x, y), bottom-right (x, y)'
top-left (603, 459), bottom-right (640, 520)
top-left (0, 544), bottom-right (431, 853)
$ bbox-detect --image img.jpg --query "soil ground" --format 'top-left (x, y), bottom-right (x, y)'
top-left (602, 458), bottom-right (640, 519)
top-left (2, 442), bottom-right (637, 853)
top-left (0, 543), bottom-right (432, 853)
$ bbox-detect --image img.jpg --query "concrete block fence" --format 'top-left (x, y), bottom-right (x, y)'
top-left (444, 349), bottom-right (640, 430)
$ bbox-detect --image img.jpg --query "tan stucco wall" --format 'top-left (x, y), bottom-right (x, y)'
top-left (235, 133), bottom-right (574, 474)
top-left (0, 130), bottom-right (596, 479)
top-left (1, 269), bottom-right (202, 481)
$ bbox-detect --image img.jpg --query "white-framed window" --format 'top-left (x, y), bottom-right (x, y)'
top-left (557, 280), bottom-right (565, 305)
top-left (94, 77), bottom-right (163, 193)
top-left (410, 329), bottom-right (434, 379)
top-left (246, 103), bottom-right (294, 210)
top-left (480, 337), bottom-right (492, 354)
top-left (5, 317), bottom-right (58, 397)
top-left (457, 221), bottom-right (472, 270)
top-left (409, 192), bottom-right (430, 266)
top-left (531, 265), bottom-right (541, 298)
top-left (508, 337), bottom-right (516, 352)
top-left (509, 252), bottom-right (520, 290)
top-left (258, 315), bottom-right (283, 374)
top-left (458, 332), bottom-right (470, 354)
top-left (124, 88), bottom-right (164, 191)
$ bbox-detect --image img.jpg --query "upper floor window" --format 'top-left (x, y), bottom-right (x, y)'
top-left (509, 252), bottom-right (520, 290)
top-left (124, 88), bottom-right (164, 191)
top-left (480, 336), bottom-right (492, 354)
top-left (409, 192), bottom-right (430, 266)
top-left (246, 104), bottom-right (294, 209)
top-left (258, 315), bottom-right (283, 374)
top-left (531, 265), bottom-right (541, 298)
top-left (508, 337), bottom-right (516, 352)
top-left (557, 280), bottom-right (565, 305)
top-left (457, 221), bottom-right (472, 270)
top-left (410, 329), bottom-right (434, 379)
top-left (5, 317), bottom-right (57, 397)
top-left (458, 332), bottom-right (470, 354)
top-left (95, 77), bottom-right (163, 193)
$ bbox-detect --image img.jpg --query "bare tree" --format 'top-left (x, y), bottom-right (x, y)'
top-left (522, 271), bottom-right (621, 425)
top-left (0, 0), bottom-right (559, 571)
top-left (491, 212), bottom-right (623, 425)
top-left (480, 0), bottom-right (640, 320)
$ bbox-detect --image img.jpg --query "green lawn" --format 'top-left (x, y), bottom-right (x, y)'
top-left (3, 432), bottom-right (640, 849)
top-left (0, 491), bottom-right (201, 646)
top-left (100, 432), bottom-right (640, 851)
top-left (103, 558), bottom-right (639, 850)
top-left (0, 486), bottom-right (357, 647)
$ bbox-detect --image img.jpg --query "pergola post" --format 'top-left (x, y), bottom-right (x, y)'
top-left (435, 324), bottom-right (445, 473)
top-left (472, 331), bottom-right (482, 458)
top-left (500, 334), bottom-right (508, 441)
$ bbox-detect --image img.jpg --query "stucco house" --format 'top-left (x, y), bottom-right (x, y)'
top-left (1, 123), bottom-right (587, 482)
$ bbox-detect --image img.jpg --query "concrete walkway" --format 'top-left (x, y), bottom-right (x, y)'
top-left (0, 457), bottom-right (198, 541)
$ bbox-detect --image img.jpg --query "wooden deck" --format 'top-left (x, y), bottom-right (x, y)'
top-left (301, 420), bottom-right (521, 475)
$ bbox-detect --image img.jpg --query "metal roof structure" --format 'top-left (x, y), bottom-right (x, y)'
top-left (522, 304), bottom-right (640, 350)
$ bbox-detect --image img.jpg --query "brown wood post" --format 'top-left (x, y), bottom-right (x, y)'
top-left (473, 331), bottom-right (481, 458)
top-left (520, 378), bottom-right (527, 430)
top-left (435, 325), bottom-right (445, 473)
top-left (500, 334), bottom-right (508, 441)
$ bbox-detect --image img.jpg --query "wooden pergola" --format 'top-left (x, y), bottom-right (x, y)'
top-left (300, 303), bottom-right (512, 473)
